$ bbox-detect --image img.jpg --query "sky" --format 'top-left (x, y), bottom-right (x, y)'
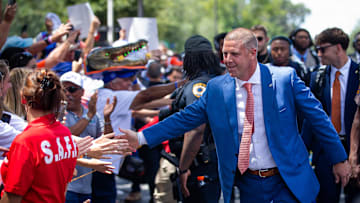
top-left (291, 0), bottom-right (360, 36)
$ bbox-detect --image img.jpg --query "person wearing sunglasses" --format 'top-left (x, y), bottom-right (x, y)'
top-left (302, 27), bottom-right (360, 203)
top-left (60, 71), bottom-right (119, 203)
top-left (250, 25), bottom-right (271, 64)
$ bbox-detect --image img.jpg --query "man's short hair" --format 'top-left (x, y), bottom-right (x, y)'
top-left (250, 25), bottom-right (268, 37)
top-left (225, 28), bottom-right (258, 50)
top-left (315, 27), bottom-right (349, 51)
top-left (147, 62), bottom-right (164, 79)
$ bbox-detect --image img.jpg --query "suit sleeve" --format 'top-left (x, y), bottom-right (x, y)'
top-left (143, 88), bottom-right (209, 148)
top-left (291, 70), bottom-right (347, 164)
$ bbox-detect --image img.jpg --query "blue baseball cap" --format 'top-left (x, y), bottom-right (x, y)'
top-left (102, 70), bottom-right (138, 84)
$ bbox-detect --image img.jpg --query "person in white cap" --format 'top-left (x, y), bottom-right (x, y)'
top-left (60, 71), bottom-right (116, 203)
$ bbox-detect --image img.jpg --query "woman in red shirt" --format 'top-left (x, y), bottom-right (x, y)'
top-left (1, 69), bottom-right (78, 203)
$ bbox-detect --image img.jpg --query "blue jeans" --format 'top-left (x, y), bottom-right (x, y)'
top-left (65, 191), bottom-right (91, 203)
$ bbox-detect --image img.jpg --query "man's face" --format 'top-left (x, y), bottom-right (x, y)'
top-left (354, 34), bottom-right (360, 52)
top-left (45, 18), bottom-right (53, 32)
top-left (316, 43), bottom-right (338, 65)
top-left (109, 77), bottom-right (133, 91)
top-left (293, 31), bottom-right (311, 51)
top-left (167, 70), bottom-right (183, 83)
top-left (62, 81), bottom-right (84, 111)
top-left (223, 40), bottom-right (257, 80)
top-left (253, 30), bottom-right (268, 54)
top-left (270, 40), bottom-right (290, 66)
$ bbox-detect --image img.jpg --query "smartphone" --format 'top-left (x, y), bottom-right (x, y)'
top-left (1, 113), bottom-right (11, 124)
top-left (8, 0), bottom-right (16, 5)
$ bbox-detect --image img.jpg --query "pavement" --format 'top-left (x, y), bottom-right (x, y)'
top-left (115, 176), bottom-right (347, 203)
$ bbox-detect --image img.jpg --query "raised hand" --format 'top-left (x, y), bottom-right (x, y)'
top-left (87, 91), bottom-right (98, 120)
top-left (50, 23), bottom-right (72, 43)
top-left (3, 3), bottom-right (17, 24)
top-left (103, 96), bottom-right (117, 119)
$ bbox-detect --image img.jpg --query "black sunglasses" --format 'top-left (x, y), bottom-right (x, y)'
top-left (64, 86), bottom-right (81, 93)
top-left (257, 36), bottom-right (263, 42)
top-left (315, 44), bottom-right (336, 53)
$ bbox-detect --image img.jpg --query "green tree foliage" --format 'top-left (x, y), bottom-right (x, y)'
top-left (5, 0), bottom-right (309, 52)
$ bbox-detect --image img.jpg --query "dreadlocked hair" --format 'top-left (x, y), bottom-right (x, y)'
top-left (183, 51), bottom-right (223, 80)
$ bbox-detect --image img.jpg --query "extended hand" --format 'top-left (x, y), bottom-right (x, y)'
top-left (75, 136), bottom-right (94, 157)
top-left (88, 158), bottom-right (115, 174)
top-left (180, 169), bottom-right (191, 197)
top-left (87, 133), bottom-right (134, 159)
top-left (119, 128), bottom-right (140, 150)
top-left (333, 160), bottom-right (352, 187)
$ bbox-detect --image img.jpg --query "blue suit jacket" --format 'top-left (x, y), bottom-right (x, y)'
top-left (143, 64), bottom-right (347, 203)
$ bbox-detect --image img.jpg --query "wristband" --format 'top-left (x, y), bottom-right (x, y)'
top-left (104, 121), bottom-right (111, 125)
top-left (44, 36), bottom-right (51, 45)
top-left (174, 81), bottom-right (178, 89)
top-left (179, 169), bottom-right (188, 175)
top-left (48, 36), bottom-right (53, 44)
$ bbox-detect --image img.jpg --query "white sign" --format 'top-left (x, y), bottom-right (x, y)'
top-left (67, 2), bottom-right (94, 39)
top-left (117, 17), bottom-right (159, 51)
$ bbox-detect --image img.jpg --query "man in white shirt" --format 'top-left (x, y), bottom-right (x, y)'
top-left (120, 28), bottom-right (351, 203)
top-left (303, 27), bottom-right (360, 203)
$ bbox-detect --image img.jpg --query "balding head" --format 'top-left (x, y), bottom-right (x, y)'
top-left (225, 28), bottom-right (258, 51)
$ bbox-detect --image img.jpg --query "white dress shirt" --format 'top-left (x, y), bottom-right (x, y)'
top-left (330, 57), bottom-right (351, 135)
top-left (138, 64), bottom-right (277, 170)
top-left (235, 64), bottom-right (277, 170)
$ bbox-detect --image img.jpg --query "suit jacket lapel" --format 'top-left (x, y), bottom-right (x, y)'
top-left (222, 74), bottom-right (239, 145)
top-left (345, 61), bottom-right (359, 126)
top-left (260, 64), bottom-right (276, 139)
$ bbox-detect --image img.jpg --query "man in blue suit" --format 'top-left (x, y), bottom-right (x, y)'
top-left (120, 28), bottom-right (351, 203)
top-left (302, 28), bottom-right (359, 203)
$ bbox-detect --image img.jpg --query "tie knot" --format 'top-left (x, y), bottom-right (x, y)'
top-left (243, 83), bottom-right (252, 93)
top-left (335, 71), bottom-right (341, 78)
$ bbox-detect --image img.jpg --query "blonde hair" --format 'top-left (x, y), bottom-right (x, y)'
top-left (4, 68), bottom-right (33, 118)
top-left (0, 60), bottom-right (10, 118)
top-left (225, 28), bottom-right (258, 50)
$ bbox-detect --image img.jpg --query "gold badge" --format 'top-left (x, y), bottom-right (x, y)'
top-left (192, 83), bottom-right (207, 98)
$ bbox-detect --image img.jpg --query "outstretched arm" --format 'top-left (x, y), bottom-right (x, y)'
top-left (0, 4), bottom-right (16, 50)
top-left (130, 80), bottom-right (186, 110)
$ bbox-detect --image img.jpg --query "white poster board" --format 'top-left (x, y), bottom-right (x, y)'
top-left (67, 2), bottom-right (94, 39)
top-left (117, 17), bottom-right (159, 51)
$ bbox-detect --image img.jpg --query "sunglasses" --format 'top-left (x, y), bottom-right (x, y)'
top-left (64, 86), bottom-right (81, 93)
top-left (257, 36), bottom-right (264, 42)
top-left (315, 44), bottom-right (336, 53)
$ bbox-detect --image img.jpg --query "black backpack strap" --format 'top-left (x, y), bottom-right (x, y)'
top-left (313, 65), bottom-right (327, 99)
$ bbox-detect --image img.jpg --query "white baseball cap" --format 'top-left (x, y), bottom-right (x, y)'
top-left (60, 71), bottom-right (83, 88)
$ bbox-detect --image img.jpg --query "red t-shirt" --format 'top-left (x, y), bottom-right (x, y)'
top-left (1, 114), bottom-right (78, 203)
